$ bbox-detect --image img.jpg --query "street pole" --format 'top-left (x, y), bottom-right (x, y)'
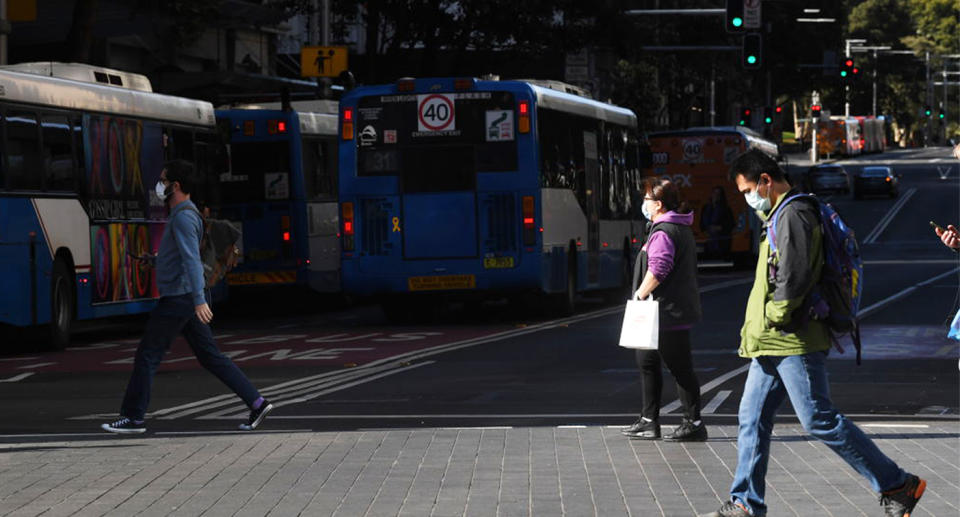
top-left (811, 91), bottom-right (820, 164)
top-left (0, 0), bottom-right (7, 65)
top-left (872, 49), bottom-right (878, 117)
top-left (709, 64), bottom-right (716, 126)
top-left (926, 51), bottom-right (931, 147)
top-left (321, 0), bottom-right (330, 46)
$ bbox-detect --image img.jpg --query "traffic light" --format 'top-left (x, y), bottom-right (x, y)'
top-left (742, 34), bottom-right (762, 69)
top-left (924, 105), bottom-right (932, 117)
top-left (725, 0), bottom-right (745, 33)
top-left (840, 58), bottom-right (854, 80)
top-left (939, 109), bottom-right (946, 120)
top-left (811, 104), bottom-right (822, 119)
top-left (763, 107), bottom-right (773, 125)
top-left (739, 107), bottom-right (751, 126)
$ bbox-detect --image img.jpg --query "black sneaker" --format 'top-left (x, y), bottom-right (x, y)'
top-left (239, 400), bottom-right (273, 431)
top-left (621, 418), bottom-right (660, 440)
top-left (664, 419), bottom-right (707, 442)
top-left (698, 500), bottom-right (752, 517)
top-left (880, 473), bottom-right (926, 517)
top-left (101, 417), bottom-right (146, 434)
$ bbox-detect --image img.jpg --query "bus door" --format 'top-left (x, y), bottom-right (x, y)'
top-left (583, 130), bottom-right (600, 284)
top-left (400, 146), bottom-right (478, 259)
top-left (302, 136), bottom-right (340, 291)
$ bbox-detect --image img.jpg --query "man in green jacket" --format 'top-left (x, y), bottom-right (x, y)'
top-left (700, 150), bottom-right (924, 517)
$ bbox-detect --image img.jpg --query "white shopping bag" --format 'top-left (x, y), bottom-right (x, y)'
top-left (618, 298), bottom-right (659, 350)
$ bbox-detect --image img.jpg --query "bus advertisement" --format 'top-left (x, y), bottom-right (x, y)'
top-left (0, 63), bottom-right (216, 347)
top-left (215, 101), bottom-right (340, 294)
top-left (642, 127), bottom-right (780, 262)
top-left (337, 77), bottom-right (644, 316)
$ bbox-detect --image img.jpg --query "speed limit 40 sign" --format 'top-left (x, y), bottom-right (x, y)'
top-left (417, 94), bottom-right (455, 131)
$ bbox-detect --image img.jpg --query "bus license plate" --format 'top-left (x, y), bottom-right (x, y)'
top-left (408, 274), bottom-right (476, 291)
top-left (483, 257), bottom-right (514, 269)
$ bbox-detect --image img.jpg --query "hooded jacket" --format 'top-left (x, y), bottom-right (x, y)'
top-left (632, 211), bottom-right (702, 328)
top-left (739, 187), bottom-right (831, 358)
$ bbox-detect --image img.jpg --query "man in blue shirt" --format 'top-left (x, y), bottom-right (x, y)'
top-left (102, 160), bottom-right (272, 433)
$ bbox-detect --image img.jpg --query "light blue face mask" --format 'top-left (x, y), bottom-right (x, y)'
top-left (641, 200), bottom-right (653, 221)
top-left (744, 182), bottom-right (771, 212)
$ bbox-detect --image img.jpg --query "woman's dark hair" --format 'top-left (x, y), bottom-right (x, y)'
top-left (728, 148), bottom-right (786, 183)
top-left (644, 177), bottom-right (691, 214)
top-left (163, 159), bottom-right (197, 195)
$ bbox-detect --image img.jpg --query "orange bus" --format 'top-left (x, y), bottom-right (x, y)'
top-left (642, 126), bottom-right (780, 263)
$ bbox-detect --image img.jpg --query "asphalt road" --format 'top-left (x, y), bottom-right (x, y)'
top-left (1, 147), bottom-right (957, 438)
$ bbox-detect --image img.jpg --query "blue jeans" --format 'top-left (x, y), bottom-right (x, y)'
top-left (120, 294), bottom-right (260, 420)
top-left (730, 352), bottom-right (906, 516)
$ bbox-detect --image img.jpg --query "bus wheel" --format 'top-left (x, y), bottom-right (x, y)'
top-left (49, 260), bottom-right (75, 350)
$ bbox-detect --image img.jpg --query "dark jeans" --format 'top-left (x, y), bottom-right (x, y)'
top-left (635, 329), bottom-right (702, 421)
top-left (120, 294), bottom-right (260, 420)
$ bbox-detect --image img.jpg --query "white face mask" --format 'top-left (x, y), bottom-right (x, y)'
top-left (744, 181), bottom-right (771, 212)
top-left (155, 180), bottom-right (171, 201)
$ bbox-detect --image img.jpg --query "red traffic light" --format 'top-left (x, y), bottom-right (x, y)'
top-left (811, 104), bottom-right (822, 113)
top-left (845, 59), bottom-right (853, 67)
top-left (775, 106), bottom-right (782, 113)
top-left (852, 67), bottom-right (859, 74)
top-left (744, 109), bottom-right (751, 115)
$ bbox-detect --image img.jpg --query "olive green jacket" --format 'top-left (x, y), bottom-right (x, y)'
top-left (739, 189), bottom-right (832, 358)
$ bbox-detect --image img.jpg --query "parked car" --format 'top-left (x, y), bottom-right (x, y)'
top-left (854, 166), bottom-right (900, 199)
top-left (804, 165), bottom-right (851, 195)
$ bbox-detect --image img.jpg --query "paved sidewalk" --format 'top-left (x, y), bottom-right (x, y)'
top-left (0, 422), bottom-right (956, 516)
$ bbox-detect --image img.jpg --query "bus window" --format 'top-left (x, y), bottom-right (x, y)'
top-left (41, 115), bottom-right (76, 192)
top-left (6, 111), bottom-right (43, 191)
top-left (72, 117), bottom-right (86, 193)
top-left (221, 141), bottom-right (290, 202)
top-left (163, 127), bottom-right (195, 162)
top-left (355, 92), bottom-right (517, 180)
top-left (401, 145), bottom-right (476, 193)
top-left (302, 138), bottom-right (337, 200)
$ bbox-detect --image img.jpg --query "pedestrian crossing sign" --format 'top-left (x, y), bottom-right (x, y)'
top-left (300, 46), bottom-right (348, 78)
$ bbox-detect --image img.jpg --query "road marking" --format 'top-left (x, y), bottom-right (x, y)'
top-left (864, 260), bottom-right (958, 265)
top-left (937, 165), bottom-right (953, 180)
top-left (0, 356), bottom-right (41, 361)
top-left (863, 187), bottom-right (917, 244)
top-left (701, 390), bottom-right (732, 414)
top-left (557, 425), bottom-right (588, 429)
top-left (72, 278), bottom-right (758, 421)
top-left (17, 362), bottom-right (56, 369)
top-left (0, 373), bottom-right (34, 382)
top-left (662, 364), bottom-right (750, 415)
top-left (861, 423), bottom-right (930, 428)
top-left (859, 267), bottom-right (959, 318)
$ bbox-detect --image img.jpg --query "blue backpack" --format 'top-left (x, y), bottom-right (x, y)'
top-left (768, 194), bottom-right (863, 364)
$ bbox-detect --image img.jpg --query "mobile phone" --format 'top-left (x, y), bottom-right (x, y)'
top-left (930, 221), bottom-right (944, 232)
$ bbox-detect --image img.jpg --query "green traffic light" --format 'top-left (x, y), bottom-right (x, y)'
top-left (732, 17), bottom-right (743, 27)
top-left (939, 113), bottom-right (945, 119)
top-left (739, 120), bottom-right (746, 125)
top-left (764, 117), bottom-right (772, 124)
top-left (747, 55), bottom-right (757, 64)
top-left (840, 71), bottom-right (847, 77)
top-left (925, 110), bottom-right (932, 116)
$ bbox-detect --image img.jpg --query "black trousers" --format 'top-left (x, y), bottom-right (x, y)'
top-left (635, 329), bottom-right (702, 421)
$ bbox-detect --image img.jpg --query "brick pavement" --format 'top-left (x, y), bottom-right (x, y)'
top-left (0, 422), bottom-right (956, 516)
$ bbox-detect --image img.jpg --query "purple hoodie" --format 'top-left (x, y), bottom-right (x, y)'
top-left (645, 211), bottom-right (695, 282)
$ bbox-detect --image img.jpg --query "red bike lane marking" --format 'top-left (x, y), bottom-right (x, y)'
top-left (0, 327), bottom-right (513, 375)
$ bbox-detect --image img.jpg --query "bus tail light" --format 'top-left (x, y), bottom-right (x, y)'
top-left (280, 215), bottom-right (292, 257)
top-left (278, 121), bottom-right (287, 133)
top-left (342, 107), bottom-right (354, 140)
top-left (522, 196), bottom-right (535, 245)
top-left (518, 100), bottom-right (530, 133)
top-left (243, 120), bottom-right (255, 136)
top-left (342, 202), bottom-right (355, 251)
top-left (454, 78), bottom-right (475, 90)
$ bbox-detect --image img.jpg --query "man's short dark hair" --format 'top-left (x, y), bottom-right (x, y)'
top-left (163, 160), bottom-right (197, 195)
top-left (728, 149), bottom-right (786, 183)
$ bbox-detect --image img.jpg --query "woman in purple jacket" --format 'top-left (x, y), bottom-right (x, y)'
top-left (621, 178), bottom-right (706, 442)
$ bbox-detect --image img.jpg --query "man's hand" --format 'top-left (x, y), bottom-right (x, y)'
top-left (936, 224), bottom-right (960, 249)
top-left (195, 303), bottom-right (214, 324)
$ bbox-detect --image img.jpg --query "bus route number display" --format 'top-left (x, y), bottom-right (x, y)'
top-left (417, 94), bottom-right (456, 132)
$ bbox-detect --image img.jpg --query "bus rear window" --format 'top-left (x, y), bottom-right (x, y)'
top-left (356, 92), bottom-right (517, 178)
top-left (220, 141), bottom-right (290, 202)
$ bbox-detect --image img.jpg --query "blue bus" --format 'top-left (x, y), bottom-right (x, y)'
top-left (214, 101), bottom-right (340, 293)
top-left (337, 77), bottom-right (644, 316)
top-left (0, 62), bottom-right (217, 347)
